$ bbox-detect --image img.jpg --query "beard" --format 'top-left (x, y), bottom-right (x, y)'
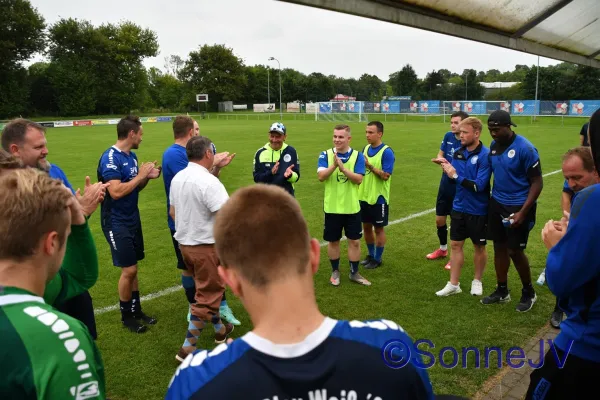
top-left (36, 158), bottom-right (50, 172)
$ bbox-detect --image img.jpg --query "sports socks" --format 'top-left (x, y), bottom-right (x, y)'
top-left (181, 275), bottom-right (196, 304)
top-left (437, 225), bottom-right (448, 249)
top-left (375, 246), bottom-right (384, 261)
top-left (330, 258), bottom-right (340, 272)
top-left (132, 290), bottom-right (141, 314)
top-left (367, 243), bottom-right (375, 258)
top-left (350, 261), bottom-right (359, 275)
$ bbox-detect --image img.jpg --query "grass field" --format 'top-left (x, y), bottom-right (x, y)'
top-left (45, 115), bottom-right (583, 399)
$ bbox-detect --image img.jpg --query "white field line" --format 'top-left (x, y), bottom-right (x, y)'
top-left (94, 168), bottom-right (563, 315)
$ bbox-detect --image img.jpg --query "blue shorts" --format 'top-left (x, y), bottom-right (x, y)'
top-left (102, 223), bottom-right (145, 268)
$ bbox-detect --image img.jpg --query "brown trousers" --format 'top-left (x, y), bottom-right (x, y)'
top-left (179, 244), bottom-right (224, 323)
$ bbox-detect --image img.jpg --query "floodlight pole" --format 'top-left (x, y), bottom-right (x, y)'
top-left (465, 71), bottom-right (468, 101)
top-left (267, 67), bottom-right (270, 105)
top-left (269, 57), bottom-right (283, 120)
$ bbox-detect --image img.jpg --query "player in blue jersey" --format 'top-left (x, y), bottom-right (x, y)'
top-left (1, 118), bottom-right (108, 339)
top-left (97, 115), bottom-right (162, 333)
top-left (433, 117), bottom-right (491, 298)
top-left (165, 184), bottom-right (435, 400)
top-left (318, 124), bottom-right (371, 286)
top-left (481, 110), bottom-right (543, 313)
top-left (526, 109), bottom-right (600, 400)
top-left (359, 121), bottom-right (395, 270)
top-left (253, 122), bottom-right (300, 196)
top-left (427, 111), bottom-right (469, 270)
top-left (162, 116), bottom-right (239, 325)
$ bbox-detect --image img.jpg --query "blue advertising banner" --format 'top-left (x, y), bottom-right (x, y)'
top-left (511, 100), bottom-right (539, 116)
top-left (418, 101), bottom-right (440, 114)
top-left (363, 102), bottom-right (377, 113)
top-left (380, 101), bottom-right (400, 113)
top-left (569, 100), bottom-right (600, 116)
top-left (461, 101), bottom-right (487, 115)
top-left (400, 100), bottom-right (412, 113)
top-left (539, 101), bottom-right (569, 115)
top-left (319, 103), bottom-right (332, 113)
top-left (332, 102), bottom-right (343, 112)
top-left (347, 102), bottom-right (362, 113)
top-left (485, 101), bottom-right (511, 114)
top-left (157, 116), bottom-right (172, 122)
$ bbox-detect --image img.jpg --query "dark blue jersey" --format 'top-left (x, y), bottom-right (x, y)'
top-left (546, 184), bottom-right (600, 363)
top-left (489, 134), bottom-right (541, 206)
top-left (162, 144), bottom-right (188, 231)
top-left (439, 132), bottom-right (462, 192)
top-left (166, 318), bottom-right (434, 400)
top-left (48, 163), bottom-right (75, 195)
top-left (97, 146), bottom-right (141, 227)
top-left (450, 143), bottom-right (491, 216)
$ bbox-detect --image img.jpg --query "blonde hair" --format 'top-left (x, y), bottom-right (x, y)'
top-left (459, 117), bottom-right (483, 133)
top-left (0, 168), bottom-right (71, 260)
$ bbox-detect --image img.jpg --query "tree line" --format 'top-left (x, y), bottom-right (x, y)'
top-left (2, 0), bottom-right (600, 119)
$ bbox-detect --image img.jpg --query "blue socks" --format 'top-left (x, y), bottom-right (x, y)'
top-left (350, 261), bottom-right (359, 275)
top-left (367, 243), bottom-right (375, 258)
top-left (330, 258), bottom-right (340, 271)
top-left (182, 275), bottom-right (196, 304)
top-left (375, 246), bottom-right (384, 262)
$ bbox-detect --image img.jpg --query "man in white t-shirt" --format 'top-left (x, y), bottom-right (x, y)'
top-left (169, 136), bottom-right (235, 362)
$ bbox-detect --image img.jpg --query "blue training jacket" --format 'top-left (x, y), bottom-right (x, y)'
top-left (449, 142), bottom-right (491, 216)
top-left (546, 183), bottom-right (600, 363)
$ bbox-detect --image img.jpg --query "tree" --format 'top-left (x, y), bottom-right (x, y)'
top-left (388, 64), bottom-right (419, 97)
top-left (0, 0), bottom-right (46, 118)
top-left (46, 18), bottom-right (159, 116)
top-left (179, 44), bottom-right (247, 110)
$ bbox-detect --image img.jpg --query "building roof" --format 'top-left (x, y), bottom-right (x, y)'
top-left (279, 0), bottom-right (600, 68)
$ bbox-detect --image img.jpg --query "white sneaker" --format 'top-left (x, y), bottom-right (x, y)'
top-left (471, 279), bottom-right (483, 296)
top-left (436, 282), bottom-right (461, 297)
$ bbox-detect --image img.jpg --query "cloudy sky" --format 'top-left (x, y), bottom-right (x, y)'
top-left (30, 0), bottom-right (560, 80)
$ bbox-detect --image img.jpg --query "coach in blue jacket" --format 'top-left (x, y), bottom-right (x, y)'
top-left (253, 122), bottom-right (300, 196)
top-left (526, 109), bottom-right (600, 399)
top-left (433, 117), bottom-right (491, 298)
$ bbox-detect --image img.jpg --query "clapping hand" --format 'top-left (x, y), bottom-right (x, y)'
top-left (77, 176), bottom-right (110, 217)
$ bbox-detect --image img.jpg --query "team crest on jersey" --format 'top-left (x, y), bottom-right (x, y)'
top-left (336, 172), bottom-right (349, 183)
top-left (283, 154), bottom-right (292, 163)
top-left (508, 149), bottom-right (516, 158)
top-left (471, 155), bottom-right (478, 164)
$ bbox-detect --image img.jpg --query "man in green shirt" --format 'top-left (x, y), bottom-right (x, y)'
top-left (0, 168), bottom-right (106, 399)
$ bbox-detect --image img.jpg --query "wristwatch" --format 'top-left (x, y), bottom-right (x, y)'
top-left (452, 173), bottom-right (458, 179)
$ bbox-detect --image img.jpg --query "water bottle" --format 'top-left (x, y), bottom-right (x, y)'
top-left (536, 269), bottom-right (546, 286)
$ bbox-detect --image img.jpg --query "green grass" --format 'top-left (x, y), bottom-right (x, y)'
top-left (45, 117), bottom-right (577, 399)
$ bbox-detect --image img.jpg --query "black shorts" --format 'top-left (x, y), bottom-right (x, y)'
top-left (324, 212), bottom-right (362, 242)
top-left (526, 346), bottom-right (600, 399)
top-left (436, 183), bottom-right (456, 217)
top-left (170, 229), bottom-right (186, 270)
top-left (450, 211), bottom-right (487, 245)
top-left (360, 201), bottom-right (389, 227)
top-left (102, 222), bottom-right (145, 268)
top-left (487, 197), bottom-right (536, 250)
